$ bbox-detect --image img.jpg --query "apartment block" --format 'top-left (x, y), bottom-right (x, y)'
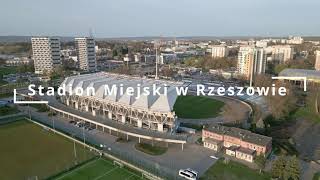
top-left (265, 45), bottom-right (293, 63)
top-left (211, 45), bottom-right (228, 58)
top-left (316, 50), bottom-right (320, 71)
top-left (31, 37), bottom-right (61, 74)
top-left (75, 37), bottom-right (97, 72)
top-left (202, 125), bottom-right (272, 163)
top-left (237, 46), bottom-right (267, 80)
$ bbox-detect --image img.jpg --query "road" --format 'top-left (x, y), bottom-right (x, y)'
top-left (18, 105), bottom-right (218, 179)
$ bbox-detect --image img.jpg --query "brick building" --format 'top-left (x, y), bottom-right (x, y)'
top-left (202, 125), bottom-right (272, 163)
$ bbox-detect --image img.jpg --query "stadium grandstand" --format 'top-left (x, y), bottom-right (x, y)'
top-left (279, 68), bottom-right (320, 83)
top-left (59, 72), bottom-right (183, 132)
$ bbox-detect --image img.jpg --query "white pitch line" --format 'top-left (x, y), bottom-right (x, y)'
top-left (100, 158), bottom-right (142, 179)
top-left (55, 158), bottom-right (100, 180)
top-left (125, 174), bottom-right (135, 180)
top-left (94, 167), bottom-right (118, 180)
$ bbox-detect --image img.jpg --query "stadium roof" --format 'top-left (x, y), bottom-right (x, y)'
top-left (279, 68), bottom-right (320, 82)
top-left (61, 72), bottom-right (183, 113)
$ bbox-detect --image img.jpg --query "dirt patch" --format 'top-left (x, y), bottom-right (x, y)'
top-left (213, 96), bottom-right (251, 124)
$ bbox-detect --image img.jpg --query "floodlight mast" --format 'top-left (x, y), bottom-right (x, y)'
top-left (155, 39), bottom-right (159, 80)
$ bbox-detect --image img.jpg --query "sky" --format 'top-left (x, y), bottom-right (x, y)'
top-left (1, 0), bottom-right (320, 38)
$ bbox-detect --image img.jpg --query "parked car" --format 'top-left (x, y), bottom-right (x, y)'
top-left (185, 168), bottom-right (198, 178)
top-left (179, 169), bottom-right (197, 180)
top-left (210, 155), bottom-right (219, 160)
top-left (69, 120), bottom-right (76, 124)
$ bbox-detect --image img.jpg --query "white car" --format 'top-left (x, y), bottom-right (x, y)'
top-left (179, 169), bottom-right (197, 180)
top-left (186, 168), bottom-right (198, 177)
top-left (210, 155), bottom-right (219, 160)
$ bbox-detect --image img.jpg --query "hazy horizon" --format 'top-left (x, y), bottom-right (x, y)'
top-left (1, 0), bottom-right (320, 38)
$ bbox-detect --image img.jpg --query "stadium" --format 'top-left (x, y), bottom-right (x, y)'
top-left (59, 72), bottom-right (184, 132)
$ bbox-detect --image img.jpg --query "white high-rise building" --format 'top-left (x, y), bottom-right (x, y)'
top-left (237, 46), bottom-right (267, 80)
top-left (75, 37), bottom-right (96, 72)
top-left (265, 45), bottom-right (293, 63)
top-left (287, 36), bottom-right (304, 44)
top-left (31, 37), bottom-right (61, 74)
top-left (253, 48), bottom-right (267, 74)
top-left (315, 50), bottom-right (320, 71)
top-left (211, 45), bottom-right (228, 58)
top-left (238, 46), bottom-right (254, 79)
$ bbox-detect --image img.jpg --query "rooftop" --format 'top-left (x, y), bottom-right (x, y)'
top-left (236, 147), bottom-right (256, 155)
top-left (60, 72), bottom-right (183, 113)
top-left (204, 125), bottom-right (272, 147)
top-left (279, 68), bottom-right (320, 82)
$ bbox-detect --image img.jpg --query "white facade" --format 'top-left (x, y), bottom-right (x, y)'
top-left (316, 50), bottom-right (320, 71)
top-left (266, 45), bottom-right (293, 63)
top-left (253, 48), bottom-right (267, 74)
top-left (31, 37), bottom-right (61, 74)
top-left (287, 36), bottom-right (304, 44)
top-left (60, 72), bottom-right (183, 132)
top-left (75, 37), bottom-right (97, 72)
top-left (237, 46), bottom-right (267, 79)
top-left (211, 45), bottom-right (228, 58)
top-left (237, 46), bottom-right (254, 77)
top-left (256, 41), bottom-right (268, 48)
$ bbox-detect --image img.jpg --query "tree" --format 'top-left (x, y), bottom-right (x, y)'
top-left (184, 56), bottom-right (236, 70)
top-left (266, 81), bottom-right (297, 120)
top-left (283, 156), bottom-right (300, 180)
top-left (17, 62), bottom-right (34, 73)
top-left (161, 67), bottom-right (174, 78)
top-left (272, 156), bottom-right (300, 180)
top-left (255, 155), bottom-right (266, 173)
top-left (272, 156), bottom-right (286, 178)
top-left (306, 84), bottom-right (320, 115)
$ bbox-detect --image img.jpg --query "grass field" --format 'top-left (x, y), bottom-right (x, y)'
top-left (0, 66), bottom-right (17, 76)
top-left (200, 159), bottom-right (271, 180)
top-left (313, 172), bottom-right (320, 180)
top-left (0, 119), bottom-right (95, 180)
top-left (173, 95), bottom-right (225, 119)
top-left (54, 158), bottom-right (143, 180)
top-left (0, 105), bottom-right (19, 116)
top-left (293, 107), bottom-right (320, 123)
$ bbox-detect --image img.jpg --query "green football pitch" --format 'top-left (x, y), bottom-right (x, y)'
top-left (54, 158), bottom-right (144, 180)
top-left (173, 95), bottom-right (225, 119)
top-left (0, 119), bottom-right (95, 180)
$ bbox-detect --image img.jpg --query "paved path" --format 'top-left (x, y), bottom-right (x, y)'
top-left (18, 105), bottom-right (218, 178)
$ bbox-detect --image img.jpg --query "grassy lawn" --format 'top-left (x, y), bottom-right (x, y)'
top-left (0, 66), bottom-right (17, 76)
top-left (313, 172), bottom-right (320, 180)
top-left (135, 143), bottom-right (167, 156)
top-left (173, 95), bottom-right (224, 119)
top-left (293, 107), bottom-right (320, 123)
top-left (0, 105), bottom-right (19, 116)
top-left (0, 120), bottom-right (95, 180)
top-left (0, 79), bottom-right (8, 85)
top-left (200, 159), bottom-right (271, 180)
top-left (30, 104), bottom-right (50, 112)
top-left (54, 158), bottom-right (143, 180)
top-left (0, 93), bottom-right (13, 98)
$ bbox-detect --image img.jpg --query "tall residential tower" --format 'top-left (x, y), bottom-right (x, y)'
top-left (237, 46), bottom-right (267, 81)
top-left (31, 37), bottom-right (61, 74)
top-left (75, 37), bottom-right (97, 72)
top-left (211, 45), bottom-right (228, 58)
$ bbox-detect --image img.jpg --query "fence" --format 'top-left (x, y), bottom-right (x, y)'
top-left (26, 117), bottom-right (168, 180)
